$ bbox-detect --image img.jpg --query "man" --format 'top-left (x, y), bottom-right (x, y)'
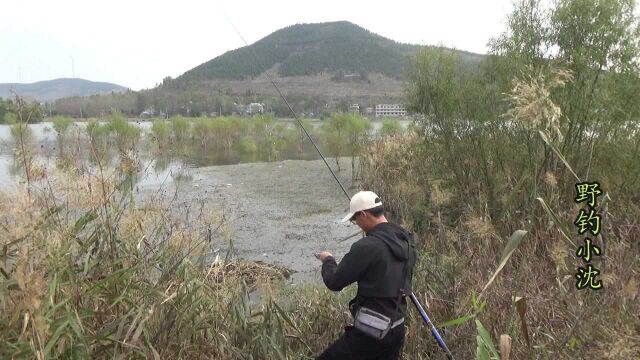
top-left (317, 191), bottom-right (417, 360)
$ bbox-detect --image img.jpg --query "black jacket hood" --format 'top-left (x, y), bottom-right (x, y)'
top-left (367, 222), bottom-right (412, 261)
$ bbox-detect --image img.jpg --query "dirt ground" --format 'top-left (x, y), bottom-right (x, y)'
top-left (203, 71), bottom-right (405, 98)
top-left (141, 157), bottom-right (361, 284)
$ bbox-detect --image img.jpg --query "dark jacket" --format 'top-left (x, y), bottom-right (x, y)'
top-left (321, 222), bottom-right (417, 322)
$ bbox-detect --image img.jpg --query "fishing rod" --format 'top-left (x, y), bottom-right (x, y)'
top-left (410, 293), bottom-right (454, 359)
top-left (222, 13), bottom-right (453, 360)
top-left (223, 15), bottom-right (350, 201)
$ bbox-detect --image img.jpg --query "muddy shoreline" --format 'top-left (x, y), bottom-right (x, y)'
top-left (140, 157), bottom-right (361, 284)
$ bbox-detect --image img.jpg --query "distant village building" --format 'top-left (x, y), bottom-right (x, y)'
top-left (140, 107), bottom-right (156, 118)
top-left (365, 107), bottom-right (374, 115)
top-left (245, 102), bottom-right (265, 115)
top-left (375, 104), bottom-right (406, 117)
top-left (349, 104), bottom-right (360, 113)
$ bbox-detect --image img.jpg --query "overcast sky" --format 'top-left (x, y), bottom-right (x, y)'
top-left (1, 0), bottom-right (517, 90)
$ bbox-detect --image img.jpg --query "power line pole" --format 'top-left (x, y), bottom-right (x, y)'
top-left (70, 56), bottom-right (75, 78)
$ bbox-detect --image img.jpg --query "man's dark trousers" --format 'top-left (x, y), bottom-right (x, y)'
top-left (317, 324), bottom-right (405, 360)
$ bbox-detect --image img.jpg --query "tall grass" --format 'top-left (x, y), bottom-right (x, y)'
top-left (150, 119), bottom-right (171, 147)
top-left (107, 113), bottom-right (141, 153)
top-left (379, 118), bottom-right (404, 138)
top-left (51, 116), bottom-right (74, 137)
top-left (0, 154), bottom-right (358, 359)
top-left (170, 116), bottom-right (190, 142)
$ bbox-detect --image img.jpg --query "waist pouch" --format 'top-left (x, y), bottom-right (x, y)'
top-left (354, 306), bottom-right (404, 340)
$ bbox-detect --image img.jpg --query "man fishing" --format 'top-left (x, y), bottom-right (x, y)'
top-left (316, 190), bottom-right (417, 360)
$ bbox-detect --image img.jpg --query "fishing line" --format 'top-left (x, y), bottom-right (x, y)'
top-left (221, 11), bottom-right (350, 201)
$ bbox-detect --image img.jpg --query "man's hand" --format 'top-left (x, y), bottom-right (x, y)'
top-left (318, 251), bottom-right (333, 263)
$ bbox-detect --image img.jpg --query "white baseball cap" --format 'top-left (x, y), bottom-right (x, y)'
top-left (341, 191), bottom-right (383, 223)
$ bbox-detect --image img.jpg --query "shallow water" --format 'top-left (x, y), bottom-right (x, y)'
top-left (0, 119), bottom-right (411, 190)
top-left (0, 120), bottom-right (376, 284)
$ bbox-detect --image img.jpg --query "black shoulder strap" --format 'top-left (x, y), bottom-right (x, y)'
top-left (395, 240), bottom-right (410, 313)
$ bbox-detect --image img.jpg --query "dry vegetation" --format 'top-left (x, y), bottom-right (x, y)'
top-left (0, 144), bottom-right (358, 359)
top-left (360, 69), bottom-right (640, 359)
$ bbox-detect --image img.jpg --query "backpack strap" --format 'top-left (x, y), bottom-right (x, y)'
top-left (394, 240), bottom-right (410, 314)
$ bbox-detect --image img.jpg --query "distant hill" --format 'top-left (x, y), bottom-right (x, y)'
top-left (180, 21), bottom-right (485, 81)
top-left (0, 78), bottom-right (128, 102)
top-left (173, 21), bottom-right (484, 98)
top-left (51, 21), bottom-right (488, 117)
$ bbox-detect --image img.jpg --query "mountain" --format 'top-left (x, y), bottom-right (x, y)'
top-left (51, 21), bottom-right (487, 117)
top-left (171, 21), bottom-right (484, 98)
top-left (181, 21), bottom-right (419, 81)
top-left (0, 78), bottom-right (128, 102)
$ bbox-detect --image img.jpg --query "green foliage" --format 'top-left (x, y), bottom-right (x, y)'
top-left (85, 119), bottom-right (109, 142)
top-left (319, 112), bottom-right (371, 174)
top-left (361, 1), bottom-right (640, 358)
top-left (321, 114), bottom-right (348, 170)
top-left (250, 114), bottom-right (277, 158)
top-left (151, 119), bottom-right (171, 145)
top-left (179, 21), bottom-right (426, 81)
top-left (344, 113), bottom-right (371, 178)
top-left (4, 111), bottom-right (17, 125)
top-left (379, 119), bottom-right (404, 137)
top-left (491, 0), bottom-right (640, 174)
top-left (234, 136), bottom-right (258, 155)
top-left (1, 97), bottom-right (43, 124)
top-left (191, 118), bottom-right (213, 149)
top-left (51, 116), bottom-right (74, 136)
top-left (403, 0), bottom-right (640, 222)
top-left (0, 98), bottom-right (15, 124)
top-left (9, 122), bottom-right (32, 144)
top-left (211, 116), bottom-right (244, 155)
top-left (107, 112), bottom-right (141, 152)
top-left (170, 116), bottom-right (190, 142)
top-left (54, 92), bottom-right (136, 118)
top-left (476, 320), bottom-right (500, 360)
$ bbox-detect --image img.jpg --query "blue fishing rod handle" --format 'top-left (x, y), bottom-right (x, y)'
top-left (410, 292), bottom-right (454, 359)
top-left (430, 327), bottom-right (453, 359)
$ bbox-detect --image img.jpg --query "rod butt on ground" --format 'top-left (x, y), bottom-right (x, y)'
top-left (409, 292), bottom-right (454, 360)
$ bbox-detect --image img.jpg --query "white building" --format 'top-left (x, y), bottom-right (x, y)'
top-left (349, 104), bottom-right (360, 113)
top-left (375, 104), bottom-right (406, 117)
top-left (245, 103), bottom-right (265, 115)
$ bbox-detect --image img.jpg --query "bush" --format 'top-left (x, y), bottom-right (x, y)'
top-left (379, 118), bottom-right (403, 138)
top-left (51, 116), bottom-right (74, 136)
top-left (151, 119), bottom-right (171, 146)
top-left (107, 113), bottom-right (141, 152)
top-left (170, 116), bottom-right (190, 142)
top-left (234, 136), bottom-right (258, 155)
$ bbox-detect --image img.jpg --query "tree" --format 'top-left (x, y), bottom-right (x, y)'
top-left (344, 114), bottom-right (371, 179)
top-left (321, 114), bottom-right (347, 170)
top-left (52, 116), bottom-right (73, 136)
top-left (151, 119), bottom-right (171, 148)
top-left (1, 96), bottom-right (43, 124)
top-left (491, 0), bottom-right (640, 177)
top-left (406, 0), bottom-right (640, 220)
top-left (379, 118), bottom-right (403, 138)
top-left (0, 99), bottom-right (15, 124)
